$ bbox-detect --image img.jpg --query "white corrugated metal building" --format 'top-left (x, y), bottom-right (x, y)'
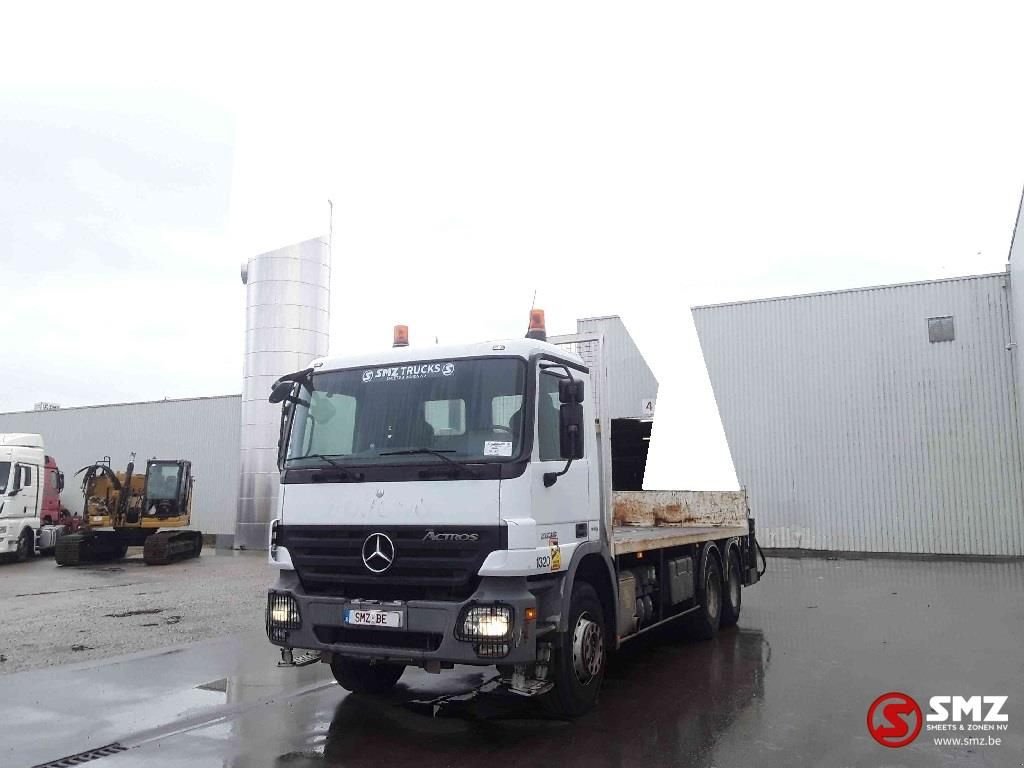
top-left (693, 270), bottom-right (1024, 557)
top-left (0, 396), bottom-right (241, 539)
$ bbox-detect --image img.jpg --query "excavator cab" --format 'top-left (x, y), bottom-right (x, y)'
top-left (143, 460), bottom-right (192, 520)
top-left (56, 457), bottom-right (201, 566)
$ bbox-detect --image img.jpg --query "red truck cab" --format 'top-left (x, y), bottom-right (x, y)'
top-left (41, 455), bottom-right (79, 532)
top-left (41, 455), bottom-right (65, 525)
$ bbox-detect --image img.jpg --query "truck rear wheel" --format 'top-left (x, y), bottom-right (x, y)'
top-left (544, 581), bottom-right (607, 718)
top-left (330, 656), bottom-right (405, 695)
top-left (686, 554), bottom-right (722, 641)
top-left (721, 549), bottom-right (742, 627)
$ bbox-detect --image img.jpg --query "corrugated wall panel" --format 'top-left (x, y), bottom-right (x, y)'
top-left (1008, 190), bottom-right (1024, 485)
top-left (0, 396), bottom-right (241, 535)
top-left (574, 316), bottom-right (659, 419)
top-left (693, 274), bottom-right (1024, 556)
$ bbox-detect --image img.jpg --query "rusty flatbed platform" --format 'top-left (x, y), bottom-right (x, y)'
top-left (613, 525), bottom-right (750, 555)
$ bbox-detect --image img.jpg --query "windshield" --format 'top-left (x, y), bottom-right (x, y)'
top-left (145, 463), bottom-right (181, 500)
top-left (0, 462), bottom-right (8, 494)
top-left (285, 358), bottom-right (528, 467)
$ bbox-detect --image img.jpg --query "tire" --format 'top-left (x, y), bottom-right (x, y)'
top-left (544, 581), bottom-right (607, 718)
top-left (330, 656), bottom-right (405, 695)
top-left (687, 552), bottom-right (723, 641)
top-left (15, 529), bottom-right (33, 562)
top-left (721, 549), bottom-right (742, 627)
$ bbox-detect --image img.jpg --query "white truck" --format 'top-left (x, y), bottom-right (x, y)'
top-left (0, 433), bottom-right (70, 560)
top-left (265, 313), bottom-right (762, 716)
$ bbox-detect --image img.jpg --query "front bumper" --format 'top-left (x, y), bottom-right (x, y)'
top-left (267, 570), bottom-right (538, 666)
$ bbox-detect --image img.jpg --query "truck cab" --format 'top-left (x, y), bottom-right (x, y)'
top-left (0, 434), bottom-right (67, 560)
top-left (266, 314), bottom-right (760, 716)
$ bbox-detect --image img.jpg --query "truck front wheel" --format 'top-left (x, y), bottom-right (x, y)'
top-left (544, 581), bottom-right (607, 718)
top-left (330, 656), bottom-right (405, 695)
top-left (15, 529), bottom-right (34, 562)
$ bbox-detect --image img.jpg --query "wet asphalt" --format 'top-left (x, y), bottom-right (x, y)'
top-left (3, 556), bottom-right (1022, 768)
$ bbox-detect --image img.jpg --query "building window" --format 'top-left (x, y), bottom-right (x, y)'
top-left (928, 316), bottom-right (955, 343)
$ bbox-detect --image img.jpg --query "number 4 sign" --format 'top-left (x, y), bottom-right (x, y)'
top-left (641, 398), bottom-right (656, 418)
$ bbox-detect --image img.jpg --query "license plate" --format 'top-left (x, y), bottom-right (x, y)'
top-left (344, 608), bottom-right (403, 628)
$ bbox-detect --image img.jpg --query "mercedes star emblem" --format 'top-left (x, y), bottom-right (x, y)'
top-left (361, 533), bottom-right (395, 574)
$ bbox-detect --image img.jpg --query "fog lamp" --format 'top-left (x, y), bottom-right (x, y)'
top-left (457, 604), bottom-right (513, 641)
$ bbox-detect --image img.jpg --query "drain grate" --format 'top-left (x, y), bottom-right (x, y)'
top-left (33, 742), bottom-right (128, 767)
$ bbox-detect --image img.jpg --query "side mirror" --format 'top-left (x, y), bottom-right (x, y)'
top-left (269, 380), bottom-right (295, 404)
top-left (559, 403), bottom-right (585, 460)
top-left (558, 378), bottom-right (584, 404)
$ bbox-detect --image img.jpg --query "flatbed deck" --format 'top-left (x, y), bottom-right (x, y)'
top-left (612, 525), bottom-right (750, 555)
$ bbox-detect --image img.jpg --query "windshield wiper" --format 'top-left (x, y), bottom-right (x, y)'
top-left (294, 453), bottom-right (347, 469)
top-left (378, 448), bottom-right (479, 477)
top-left (288, 454), bottom-right (365, 480)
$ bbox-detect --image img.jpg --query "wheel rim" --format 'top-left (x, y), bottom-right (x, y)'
top-left (572, 612), bottom-right (604, 685)
top-left (706, 569), bottom-right (721, 620)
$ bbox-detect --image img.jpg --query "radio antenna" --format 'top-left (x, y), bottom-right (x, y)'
top-left (525, 288), bottom-right (537, 334)
top-left (327, 199), bottom-right (334, 250)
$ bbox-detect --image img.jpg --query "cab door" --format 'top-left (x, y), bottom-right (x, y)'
top-left (9, 464), bottom-right (39, 519)
top-left (529, 362), bottom-right (590, 570)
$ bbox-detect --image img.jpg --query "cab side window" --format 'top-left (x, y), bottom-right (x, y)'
top-left (23, 466), bottom-right (32, 487)
top-left (537, 370), bottom-right (562, 461)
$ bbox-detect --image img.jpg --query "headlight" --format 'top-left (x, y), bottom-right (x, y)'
top-left (266, 593), bottom-right (301, 642)
top-left (456, 604), bottom-right (513, 640)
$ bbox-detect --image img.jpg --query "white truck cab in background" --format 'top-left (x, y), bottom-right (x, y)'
top-left (0, 433), bottom-right (68, 560)
top-left (265, 312), bottom-right (762, 717)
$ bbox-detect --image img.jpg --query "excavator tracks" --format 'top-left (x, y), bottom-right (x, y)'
top-left (143, 530), bottom-right (204, 565)
top-left (54, 531), bottom-right (128, 566)
top-left (55, 529), bottom-right (203, 566)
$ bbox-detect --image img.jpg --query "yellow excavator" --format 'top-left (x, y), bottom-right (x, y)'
top-left (55, 454), bottom-right (203, 566)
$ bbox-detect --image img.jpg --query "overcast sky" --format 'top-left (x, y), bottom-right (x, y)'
top-left (2, 2), bottom-right (1022, 488)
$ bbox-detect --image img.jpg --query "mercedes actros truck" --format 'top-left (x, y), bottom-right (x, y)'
top-left (265, 311), bottom-right (762, 717)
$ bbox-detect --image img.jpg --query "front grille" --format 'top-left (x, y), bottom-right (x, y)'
top-left (314, 626), bottom-right (443, 651)
top-left (280, 525), bottom-right (506, 600)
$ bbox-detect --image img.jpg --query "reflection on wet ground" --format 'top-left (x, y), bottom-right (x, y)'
top-left (6, 556), bottom-right (1023, 768)
top-left (308, 626), bottom-right (768, 768)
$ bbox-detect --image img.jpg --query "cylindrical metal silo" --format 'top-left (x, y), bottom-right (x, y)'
top-left (235, 236), bottom-right (330, 550)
